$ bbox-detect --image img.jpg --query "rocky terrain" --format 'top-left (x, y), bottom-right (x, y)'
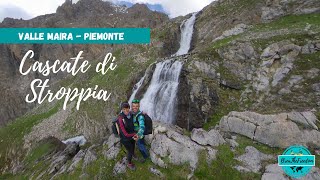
top-left (0, 0), bottom-right (320, 179)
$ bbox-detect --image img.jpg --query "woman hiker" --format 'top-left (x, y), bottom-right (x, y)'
top-left (117, 102), bottom-right (138, 170)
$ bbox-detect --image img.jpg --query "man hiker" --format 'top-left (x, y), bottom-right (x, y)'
top-left (131, 99), bottom-right (149, 162)
top-left (117, 102), bottom-right (138, 170)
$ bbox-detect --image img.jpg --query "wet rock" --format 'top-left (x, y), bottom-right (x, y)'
top-left (235, 146), bottom-right (273, 173)
top-left (189, 61), bottom-right (217, 79)
top-left (177, 73), bottom-right (219, 130)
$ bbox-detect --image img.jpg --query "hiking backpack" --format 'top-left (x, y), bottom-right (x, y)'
top-left (111, 117), bottom-right (120, 137)
top-left (137, 113), bottom-right (153, 135)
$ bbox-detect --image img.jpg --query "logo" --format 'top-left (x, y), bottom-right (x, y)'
top-left (278, 145), bottom-right (315, 178)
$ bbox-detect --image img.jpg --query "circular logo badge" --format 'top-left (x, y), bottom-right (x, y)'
top-left (278, 145), bottom-right (315, 179)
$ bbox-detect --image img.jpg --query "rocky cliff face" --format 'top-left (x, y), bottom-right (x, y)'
top-left (0, 0), bottom-right (169, 127)
top-left (193, 0), bottom-right (320, 51)
top-left (1, 0), bottom-right (320, 178)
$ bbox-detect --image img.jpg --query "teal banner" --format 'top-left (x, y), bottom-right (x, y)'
top-left (0, 28), bottom-right (150, 44)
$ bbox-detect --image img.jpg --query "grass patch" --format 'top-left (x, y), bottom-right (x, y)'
top-left (254, 13), bottom-right (320, 32)
top-left (203, 88), bottom-right (242, 130)
top-left (0, 102), bottom-right (60, 172)
top-left (235, 136), bottom-right (283, 156)
top-left (212, 35), bottom-right (241, 49)
top-left (194, 145), bottom-right (260, 180)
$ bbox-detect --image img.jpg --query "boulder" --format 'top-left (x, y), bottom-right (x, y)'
top-left (220, 111), bottom-right (320, 148)
top-left (149, 167), bottom-right (164, 177)
top-left (103, 145), bottom-right (120, 160)
top-left (206, 147), bottom-right (217, 164)
top-left (301, 41), bottom-right (319, 54)
top-left (298, 167), bottom-right (320, 180)
top-left (82, 148), bottom-right (97, 169)
top-left (102, 134), bottom-right (121, 160)
top-left (191, 128), bottom-right (225, 147)
top-left (307, 68), bottom-right (320, 79)
top-left (150, 150), bottom-right (167, 168)
top-left (261, 164), bottom-right (289, 180)
top-left (261, 6), bottom-right (285, 22)
top-left (113, 157), bottom-right (127, 175)
top-left (234, 146), bottom-right (273, 173)
top-left (68, 149), bottom-right (86, 172)
top-left (48, 142), bottom-right (80, 175)
top-left (288, 111), bottom-right (318, 130)
top-left (312, 83), bottom-right (320, 92)
top-left (150, 125), bottom-right (206, 170)
top-left (214, 24), bottom-right (250, 41)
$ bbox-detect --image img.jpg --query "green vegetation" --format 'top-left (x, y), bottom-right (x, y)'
top-left (209, 0), bottom-right (264, 16)
top-left (208, 13), bottom-right (320, 51)
top-left (0, 103), bottom-right (60, 172)
top-left (235, 136), bottom-right (283, 156)
top-left (195, 145), bottom-right (260, 180)
top-left (203, 91), bottom-right (241, 130)
top-left (212, 35), bottom-right (241, 49)
top-left (254, 13), bottom-right (320, 32)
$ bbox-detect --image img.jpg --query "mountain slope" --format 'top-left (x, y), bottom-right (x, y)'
top-left (0, 0), bottom-right (320, 178)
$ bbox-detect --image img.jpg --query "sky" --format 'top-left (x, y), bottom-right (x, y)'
top-left (0, 0), bottom-right (215, 21)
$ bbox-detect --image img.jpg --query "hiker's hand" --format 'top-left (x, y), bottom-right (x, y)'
top-left (133, 134), bottom-right (138, 141)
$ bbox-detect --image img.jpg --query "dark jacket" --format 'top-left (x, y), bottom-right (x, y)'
top-left (117, 112), bottom-right (135, 142)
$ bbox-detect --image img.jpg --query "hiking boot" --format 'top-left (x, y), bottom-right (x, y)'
top-left (127, 163), bottom-right (136, 171)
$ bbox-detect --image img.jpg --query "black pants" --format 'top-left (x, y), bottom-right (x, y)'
top-left (121, 139), bottom-right (135, 164)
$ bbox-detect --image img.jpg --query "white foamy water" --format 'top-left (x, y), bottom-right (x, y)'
top-left (128, 75), bottom-right (145, 105)
top-left (140, 60), bottom-right (183, 124)
top-left (129, 13), bottom-right (197, 124)
top-left (175, 12), bottom-right (197, 56)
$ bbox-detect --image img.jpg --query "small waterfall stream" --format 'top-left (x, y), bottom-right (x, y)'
top-left (129, 12), bottom-right (197, 124)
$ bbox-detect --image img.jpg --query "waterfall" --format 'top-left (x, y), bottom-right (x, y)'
top-left (140, 60), bottom-right (183, 123)
top-left (128, 75), bottom-right (145, 106)
top-left (130, 12), bottom-right (197, 124)
top-left (175, 12), bottom-right (197, 56)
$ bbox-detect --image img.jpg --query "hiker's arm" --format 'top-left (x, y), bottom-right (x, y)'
top-left (137, 115), bottom-right (145, 138)
top-left (118, 117), bottom-right (136, 138)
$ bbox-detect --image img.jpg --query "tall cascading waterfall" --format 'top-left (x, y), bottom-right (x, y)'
top-left (174, 12), bottom-right (197, 56)
top-left (129, 12), bottom-right (197, 124)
